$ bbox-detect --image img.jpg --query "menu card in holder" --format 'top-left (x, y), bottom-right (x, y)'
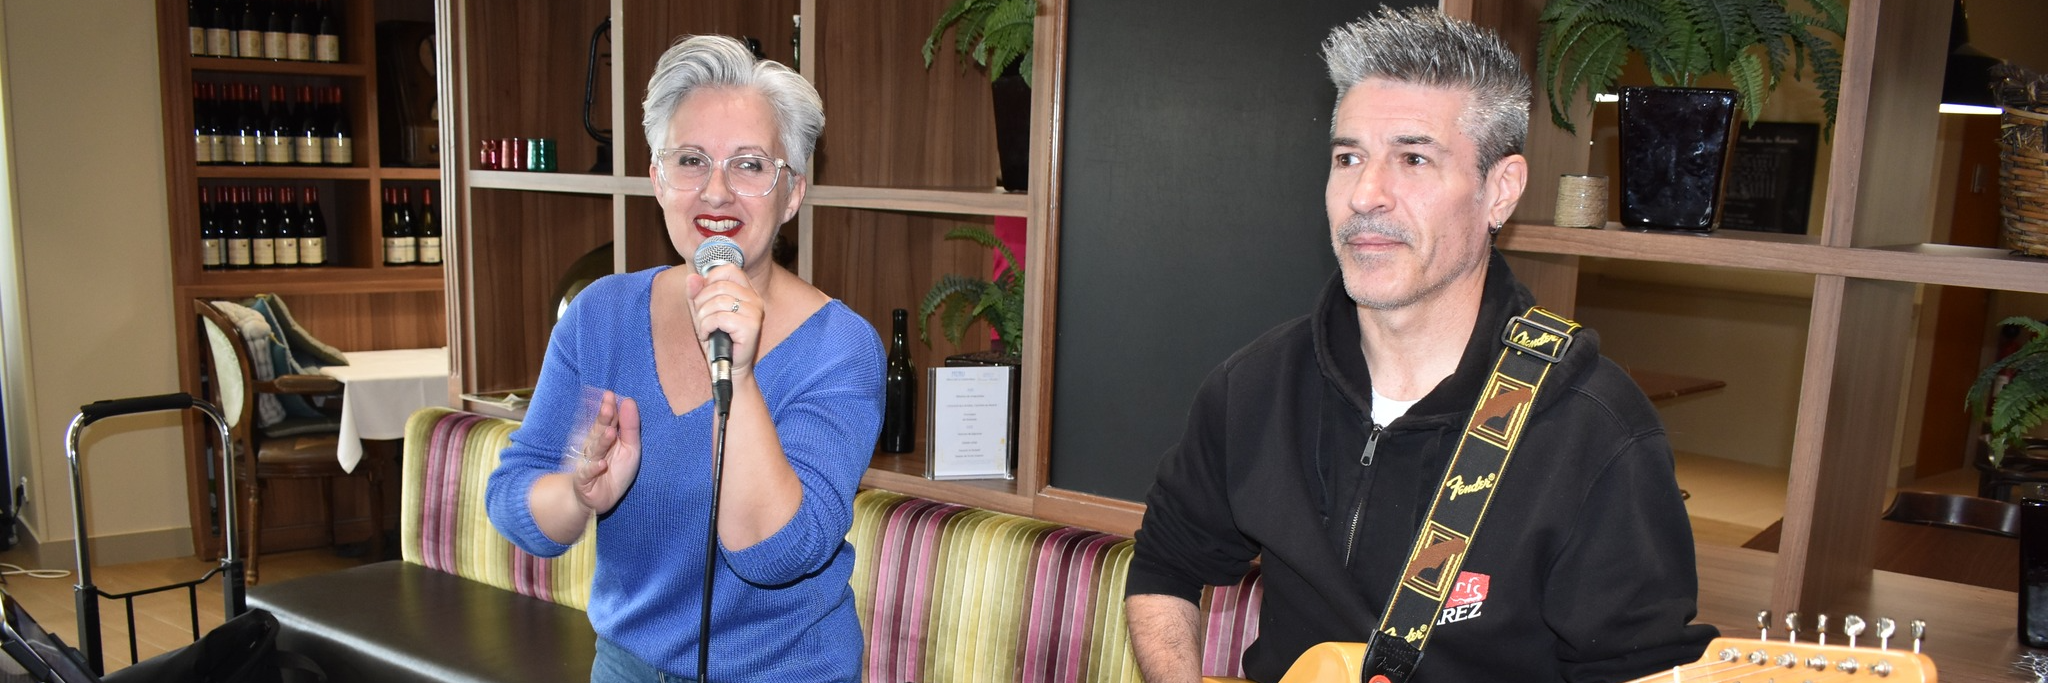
top-left (925, 365), bottom-right (1017, 480)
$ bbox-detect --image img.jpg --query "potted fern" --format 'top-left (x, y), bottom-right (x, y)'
top-left (1536, 0), bottom-right (1846, 231)
top-left (918, 225), bottom-right (1024, 364)
top-left (1969, 317), bottom-right (2048, 468)
top-left (923, 0), bottom-right (1037, 192)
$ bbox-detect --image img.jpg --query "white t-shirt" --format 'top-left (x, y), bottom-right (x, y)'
top-left (1371, 388), bottom-right (1420, 428)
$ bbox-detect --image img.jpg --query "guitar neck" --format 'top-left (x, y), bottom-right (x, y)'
top-left (1625, 637), bottom-right (1937, 682)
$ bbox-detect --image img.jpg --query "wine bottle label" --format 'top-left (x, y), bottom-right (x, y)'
top-left (417, 237), bottom-right (442, 265)
top-left (190, 27), bottom-right (206, 56)
top-left (194, 133), bottom-right (213, 164)
top-left (287, 35), bottom-right (311, 61)
top-left (206, 29), bottom-right (232, 57)
top-left (263, 139), bottom-right (293, 164)
top-left (384, 236), bottom-right (405, 263)
top-left (230, 136), bottom-right (258, 164)
top-left (275, 238), bottom-right (300, 265)
top-left (208, 135), bottom-right (227, 163)
top-left (314, 35), bottom-right (340, 63)
top-left (300, 237), bottom-right (324, 265)
top-left (263, 33), bottom-right (287, 60)
top-left (236, 31), bottom-right (261, 59)
top-left (295, 137), bottom-right (322, 164)
top-left (201, 238), bottom-right (222, 267)
top-left (228, 239), bottom-right (252, 266)
top-left (325, 137), bottom-right (352, 164)
top-left (399, 236), bottom-right (417, 264)
top-left (252, 238), bottom-right (275, 266)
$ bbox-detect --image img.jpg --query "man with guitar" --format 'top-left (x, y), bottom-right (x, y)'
top-left (1124, 8), bottom-right (1718, 682)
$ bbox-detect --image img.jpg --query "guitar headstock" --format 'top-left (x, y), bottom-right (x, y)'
top-left (1665, 612), bottom-right (1937, 682)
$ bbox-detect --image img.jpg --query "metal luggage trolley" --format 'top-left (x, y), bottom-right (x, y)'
top-left (61, 393), bottom-right (247, 676)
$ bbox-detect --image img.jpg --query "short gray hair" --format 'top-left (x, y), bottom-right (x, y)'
top-left (1322, 7), bottom-right (1529, 175)
top-left (642, 35), bottom-right (824, 177)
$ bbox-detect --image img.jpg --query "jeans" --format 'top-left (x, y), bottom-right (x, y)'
top-left (592, 637), bottom-right (697, 683)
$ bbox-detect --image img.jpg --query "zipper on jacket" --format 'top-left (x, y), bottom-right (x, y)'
top-left (1343, 423), bottom-right (1385, 568)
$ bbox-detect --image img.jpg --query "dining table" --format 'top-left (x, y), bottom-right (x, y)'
top-left (316, 347), bottom-right (453, 472)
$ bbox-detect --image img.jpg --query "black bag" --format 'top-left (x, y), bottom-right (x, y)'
top-left (101, 609), bottom-right (319, 683)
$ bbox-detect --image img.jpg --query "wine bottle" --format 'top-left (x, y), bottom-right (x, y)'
top-left (230, 85), bottom-right (260, 165)
top-left (416, 188), bottom-right (442, 265)
top-left (262, 0), bottom-right (288, 60)
top-left (312, 0), bottom-right (340, 63)
top-left (285, 0), bottom-right (312, 61)
top-left (205, 0), bottom-right (234, 57)
top-left (381, 188), bottom-right (401, 265)
top-left (192, 84), bottom-right (214, 165)
top-left (881, 308), bottom-right (916, 453)
top-left (189, 0), bottom-right (207, 56)
top-left (323, 86), bottom-right (352, 165)
top-left (273, 187), bottom-right (301, 267)
top-left (250, 187), bottom-right (277, 267)
top-left (225, 187), bottom-right (253, 268)
top-left (294, 85), bottom-right (322, 164)
top-left (205, 84), bottom-right (228, 164)
top-left (299, 186), bottom-right (327, 266)
top-left (235, 0), bottom-right (263, 59)
top-left (264, 85), bottom-right (294, 165)
top-left (200, 187), bottom-right (224, 270)
top-left (397, 188), bottom-right (417, 264)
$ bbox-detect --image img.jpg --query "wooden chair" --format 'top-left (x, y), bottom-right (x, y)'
top-left (193, 299), bottom-right (382, 584)
top-left (1880, 490), bottom-right (2020, 538)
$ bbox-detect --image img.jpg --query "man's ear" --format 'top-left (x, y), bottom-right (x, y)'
top-left (1486, 153), bottom-right (1528, 226)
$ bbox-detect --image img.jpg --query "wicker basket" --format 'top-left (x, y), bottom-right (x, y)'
top-left (1998, 69), bottom-right (2048, 257)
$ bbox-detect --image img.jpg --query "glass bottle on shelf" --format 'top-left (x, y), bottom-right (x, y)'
top-left (299, 186), bottom-right (326, 266)
top-left (312, 0), bottom-right (340, 63)
top-left (205, 0), bottom-right (233, 57)
top-left (264, 85), bottom-right (295, 166)
top-left (224, 187), bottom-right (252, 269)
top-left (192, 83), bottom-right (214, 165)
top-left (881, 308), bottom-right (915, 453)
top-left (235, 0), bottom-right (262, 60)
top-left (397, 188), bottom-right (417, 264)
top-left (250, 187), bottom-right (277, 268)
top-left (323, 87), bottom-right (352, 165)
top-left (230, 85), bottom-right (259, 165)
top-left (188, 0), bottom-right (206, 57)
top-left (286, 0), bottom-right (312, 61)
top-left (262, 0), bottom-right (287, 60)
top-left (200, 187), bottom-right (223, 270)
top-left (416, 188), bottom-right (442, 265)
top-left (294, 85), bottom-right (322, 165)
top-left (274, 186), bottom-right (301, 267)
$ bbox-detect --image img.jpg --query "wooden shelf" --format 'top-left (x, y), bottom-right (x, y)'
top-left (862, 450), bottom-right (1033, 516)
top-left (1499, 223), bottom-right (2048, 293)
top-left (196, 165), bottom-right (375, 180)
top-left (468, 169), bottom-right (629, 195)
top-left (185, 55), bottom-right (370, 77)
top-left (378, 167), bottom-right (441, 180)
top-left (805, 185), bottom-right (1030, 217)
top-left (180, 267), bottom-right (444, 296)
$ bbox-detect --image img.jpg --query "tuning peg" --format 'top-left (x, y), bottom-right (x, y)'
top-left (1911, 619), bottom-right (1926, 654)
top-left (1817, 614), bottom-right (1829, 646)
top-left (1877, 617), bottom-right (1896, 650)
top-left (1756, 610), bottom-right (1772, 640)
top-left (1784, 611), bottom-right (1800, 643)
top-left (1843, 615), bottom-right (1866, 649)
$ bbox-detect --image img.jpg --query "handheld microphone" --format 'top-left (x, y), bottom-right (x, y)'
top-left (693, 236), bottom-right (745, 414)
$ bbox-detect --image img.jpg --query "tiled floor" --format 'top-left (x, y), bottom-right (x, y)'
top-left (1675, 451), bottom-right (1980, 547)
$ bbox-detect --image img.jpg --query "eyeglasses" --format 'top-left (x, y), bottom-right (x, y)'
top-left (653, 148), bottom-right (790, 197)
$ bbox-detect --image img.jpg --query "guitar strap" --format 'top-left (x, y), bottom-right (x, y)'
top-left (1358, 306), bottom-right (1580, 683)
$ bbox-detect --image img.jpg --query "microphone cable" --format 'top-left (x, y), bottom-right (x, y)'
top-left (699, 395), bottom-right (730, 683)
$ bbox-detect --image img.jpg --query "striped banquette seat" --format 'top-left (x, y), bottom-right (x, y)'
top-left (248, 408), bottom-right (1265, 682)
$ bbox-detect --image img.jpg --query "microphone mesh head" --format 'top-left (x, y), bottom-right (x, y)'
top-left (693, 236), bottom-right (745, 276)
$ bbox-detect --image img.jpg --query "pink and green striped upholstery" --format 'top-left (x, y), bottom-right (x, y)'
top-left (848, 490), bottom-right (1264, 683)
top-left (399, 407), bottom-right (598, 610)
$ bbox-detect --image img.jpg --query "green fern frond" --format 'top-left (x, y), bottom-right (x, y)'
top-left (1730, 52), bottom-right (1768, 123)
top-left (1683, 0), bottom-right (1752, 75)
top-left (924, 0), bottom-right (1036, 86)
top-left (1968, 317), bottom-right (2048, 465)
top-left (1551, 24), bottom-right (1629, 134)
top-left (918, 226), bottom-right (1027, 354)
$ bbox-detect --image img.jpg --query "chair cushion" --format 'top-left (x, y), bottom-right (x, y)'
top-left (250, 561), bottom-right (595, 683)
top-left (256, 433), bottom-right (344, 475)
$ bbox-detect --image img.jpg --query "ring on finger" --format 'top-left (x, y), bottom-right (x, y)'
top-left (727, 301), bottom-right (741, 313)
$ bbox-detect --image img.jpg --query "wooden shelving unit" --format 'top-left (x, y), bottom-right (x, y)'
top-left (155, 0), bottom-right (448, 559)
top-left (436, 0), bottom-right (1068, 513)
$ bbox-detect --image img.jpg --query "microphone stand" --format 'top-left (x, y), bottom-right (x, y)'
top-left (699, 371), bottom-right (732, 683)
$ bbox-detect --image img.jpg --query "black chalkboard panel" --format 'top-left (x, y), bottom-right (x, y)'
top-left (1049, 0), bottom-right (1423, 501)
top-left (1720, 121), bottom-right (1820, 234)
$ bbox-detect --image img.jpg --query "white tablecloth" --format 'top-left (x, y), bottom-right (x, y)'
top-left (319, 347), bottom-right (452, 472)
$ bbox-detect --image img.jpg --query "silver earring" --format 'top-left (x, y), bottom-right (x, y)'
top-left (1488, 221), bottom-right (1504, 236)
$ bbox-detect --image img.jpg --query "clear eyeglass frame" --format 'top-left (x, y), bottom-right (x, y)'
top-left (653, 148), bottom-right (790, 197)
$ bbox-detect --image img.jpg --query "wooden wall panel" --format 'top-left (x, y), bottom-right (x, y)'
top-left (269, 290), bottom-right (448, 351)
top-left (810, 207), bottom-right (994, 372)
top-left (814, 0), bottom-right (1002, 189)
top-left (465, 190), bottom-right (614, 393)
top-left (463, 0), bottom-right (613, 178)
top-left (620, 0), bottom-right (801, 175)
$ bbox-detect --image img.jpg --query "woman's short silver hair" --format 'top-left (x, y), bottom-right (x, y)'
top-left (641, 35), bottom-right (824, 177)
top-left (1322, 7), bottom-right (1530, 176)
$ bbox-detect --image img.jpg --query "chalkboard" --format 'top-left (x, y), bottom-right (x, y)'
top-left (1049, 0), bottom-right (1423, 502)
top-left (1720, 121), bottom-right (1820, 234)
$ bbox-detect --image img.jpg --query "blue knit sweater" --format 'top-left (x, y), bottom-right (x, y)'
top-left (485, 267), bottom-right (883, 681)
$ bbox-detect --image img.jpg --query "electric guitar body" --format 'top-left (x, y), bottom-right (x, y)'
top-left (1199, 636), bottom-right (1936, 683)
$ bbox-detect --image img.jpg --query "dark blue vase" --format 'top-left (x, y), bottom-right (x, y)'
top-left (1617, 86), bottom-right (1741, 232)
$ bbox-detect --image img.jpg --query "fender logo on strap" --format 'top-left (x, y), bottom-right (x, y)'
top-left (1502, 312), bottom-right (1576, 362)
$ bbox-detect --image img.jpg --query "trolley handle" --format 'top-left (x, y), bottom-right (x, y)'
top-left (77, 393), bottom-right (195, 425)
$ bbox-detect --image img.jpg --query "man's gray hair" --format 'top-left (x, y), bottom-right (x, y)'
top-left (1322, 7), bottom-right (1530, 175)
top-left (642, 35), bottom-right (824, 176)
